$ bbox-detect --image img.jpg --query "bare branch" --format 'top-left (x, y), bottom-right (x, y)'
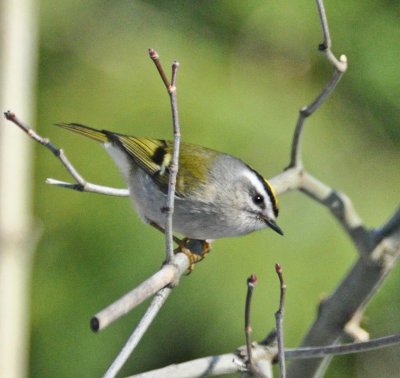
top-left (45, 178), bottom-right (129, 196)
top-left (165, 62), bottom-right (180, 262)
top-left (91, 253), bottom-right (189, 332)
top-left (288, 0), bottom-right (348, 169)
top-left (148, 48), bottom-right (171, 92)
top-left (4, 110), bottom-right (59, 153)
top-left (270, 168), bottom-right (372, 258)
top-left (275, 264), bottom-right (286, 378)
top-left (129, 353), bottom-right (247, 378)
top-left (286, 333), bottom-right (400, 360)
top-left (3, 111), bottom-right (129, 197)
top-left (244, 275), bottom-right (257, 368)
top-left (131, 343), bottom-right (275, 378)
top-left (103, 288), bottom-right (172, 378)
top-left (316, 0), bottom-right (331, 50)
top-left (148, 49), bottom-right (181, 263)
top-left (287, 226), bottom-right (400, 378)
top-left (128, 332), bottom-right (400, 378)
top-left (300, 171), bottom-right (372, 257)
top-left (316, 0), bottom-right (348, 72)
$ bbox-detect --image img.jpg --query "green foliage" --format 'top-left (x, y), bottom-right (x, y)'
top-left (31, 1), bottom-right (399, 377)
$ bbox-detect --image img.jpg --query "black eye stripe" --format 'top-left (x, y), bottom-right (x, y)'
top-left (246, 165), bottom-right (279, 217)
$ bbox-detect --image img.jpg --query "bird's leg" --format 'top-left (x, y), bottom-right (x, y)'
top-left (148, 221), bottom-right (182, 245)
top-left (148, 221), bottom-right (212, 272)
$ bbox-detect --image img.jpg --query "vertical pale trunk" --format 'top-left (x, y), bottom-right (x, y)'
top-left (0, 0), bottom-right (38, 377)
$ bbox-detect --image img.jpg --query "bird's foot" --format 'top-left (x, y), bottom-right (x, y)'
top-left (175, 238), bottom-right (211, 274)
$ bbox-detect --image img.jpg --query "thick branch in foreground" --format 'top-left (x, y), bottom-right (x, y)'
top-left (130, 344), bottom-right (275, 378)
top-left (269, 169), bottom-right (400, 378)
top-left (103, 288), bottom-right (172, 378)
top-left (287, 222), bottom-right (400, 378)
top-left (128, 332), bottom-right (400, 378)
top-left (91, 253), bottom-right (188, 332)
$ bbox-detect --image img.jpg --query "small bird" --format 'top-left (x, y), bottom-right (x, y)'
top-left (56, 123), bottom-right (283, 243)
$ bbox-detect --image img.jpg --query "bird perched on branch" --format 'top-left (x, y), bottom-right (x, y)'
top-left (57, 123), bottom-right (283, 261)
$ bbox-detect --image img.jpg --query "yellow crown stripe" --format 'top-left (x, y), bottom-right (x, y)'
top-left (263, 178), bottom-right (279, 217)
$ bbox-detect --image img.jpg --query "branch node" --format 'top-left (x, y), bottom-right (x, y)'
top-left (344, 321), bottom-right (370, 343)
top-left (339, 54), bottom-right (348, 64)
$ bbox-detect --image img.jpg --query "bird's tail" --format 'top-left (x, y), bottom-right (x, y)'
top-left (55, 123), bottom-right (108, 143)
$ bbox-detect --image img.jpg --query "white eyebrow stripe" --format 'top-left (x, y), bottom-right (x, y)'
top-left (242, 170), bottom-right (267, 196)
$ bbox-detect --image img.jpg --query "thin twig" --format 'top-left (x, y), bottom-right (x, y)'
top-left (165, 61), bottom-right (180, 263)
top-left (316, 0), bottom-right (347, 72)
top-left (44, 178), bottom-right (128, 196)
top-left (274, 264), bottom-right (286, 378)
top-left (244, 274), bottom-right (257, 368)
top-left (103, 288), bottom-right (172, 378)
top-left (288, 0), bottom-right (348, 169)
top-left (316, 0), bottom-right (331, 50)
top-left (286, 333), bottom-right (400, 359)
top-left (148, 48), bottom-right (171, 91)
top-left (148, 49), bottom-right (181, 263)
top-left (289, 66), bottom-right (346, 169)
top-left (4, 110), bottom-right (59, 154)
top-left (3, 111), bottom-right (129, 197)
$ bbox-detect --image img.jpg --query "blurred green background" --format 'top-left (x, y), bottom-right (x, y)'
top-left (28, 0), bottom-right (400, 377)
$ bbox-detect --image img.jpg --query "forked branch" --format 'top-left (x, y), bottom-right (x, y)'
top-left (4, 111), bottom-right (129, 197)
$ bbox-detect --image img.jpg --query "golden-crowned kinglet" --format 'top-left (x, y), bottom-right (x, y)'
top-left (56, 123), bottom-right (283, 240)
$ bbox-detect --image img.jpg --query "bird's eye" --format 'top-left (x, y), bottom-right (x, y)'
top-left (252, 193), bottom-right (264, 206)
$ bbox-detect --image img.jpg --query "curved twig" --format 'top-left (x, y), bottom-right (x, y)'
top-left (288, 0), bottom-right (347, 169)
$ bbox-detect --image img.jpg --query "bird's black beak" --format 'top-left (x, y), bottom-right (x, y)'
top-left (265, 219), bottom-right (284, 236)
